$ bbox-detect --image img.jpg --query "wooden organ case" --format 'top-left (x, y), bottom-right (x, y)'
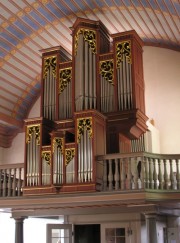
top-left (23, 18), bottom-right (148, 195)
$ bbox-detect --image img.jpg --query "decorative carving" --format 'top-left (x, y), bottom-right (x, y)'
top-left (116, 40), bottom-right (131, 68)
top-left (65, 148), bottom-right (75, 166)
top-left (59, 68), bottom-right (72, 94)
top-left (77, 117), bottom-right (92, 143)
top-left (52, 137), bottom-right (64, 154)
top-left (42, 151), bottom-right (51, 165)
top-left (43, 56), bottom-right (57, 78)
top-left (75, 28), bottom-right (96, 55)
top-left (99, 60), bottom-right (114, 84)
top-left (26, 124), bottom-right (40, 145)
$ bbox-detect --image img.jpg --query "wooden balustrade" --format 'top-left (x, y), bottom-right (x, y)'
top-left (97, 152), bottom-right (180, 192)
top-left (0, 152), bottom-right (179, 198)
top-left (0, 163), bottom-right (24, 197)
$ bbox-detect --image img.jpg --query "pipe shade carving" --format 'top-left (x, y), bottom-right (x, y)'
top-left (26, 125), bottom-right (40, 145)
top-left (99, 60), bottom-right (114, 85)
top-left (77, 117), bottom-right (92, 143)
top-left (116, 41), bottom-right (131, 68)
top-left (59, 68), bottom-right (72, 94)
top-left (75, 28), bottom-right (96, 55)
top-left (65, 148), bottom-right (75, 166)
top-left (43, 56), bottom-right (57, 78)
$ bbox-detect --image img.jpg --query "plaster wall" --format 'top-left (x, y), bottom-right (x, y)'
top-left (143, 47), bottom-right (180, 153)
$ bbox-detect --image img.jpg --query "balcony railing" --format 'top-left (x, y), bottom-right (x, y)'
top-left (0, 163), bottom-right (24, 197)
top-left (0, 152), bottom-right (179, 198)
top-left (96, 152), bottom-right (180, 192)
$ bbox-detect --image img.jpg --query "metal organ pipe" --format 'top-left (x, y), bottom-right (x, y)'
top-left (116, 41), bottom-right (132, 111)
top-left (75, 30), bottom-right (96, 111)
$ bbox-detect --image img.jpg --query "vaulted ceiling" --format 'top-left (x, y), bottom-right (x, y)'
top-left (0, 0), bottom-right (180, 147)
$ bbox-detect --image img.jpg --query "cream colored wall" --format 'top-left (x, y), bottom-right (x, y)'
top-left (1, 47), bottom-right (180, 164)
top-left (1, 132), bottom-right (25, 164)
top-left (1, 97), bottom-right (40, 164)
top-left (143, 47), bottom-right (180, 154)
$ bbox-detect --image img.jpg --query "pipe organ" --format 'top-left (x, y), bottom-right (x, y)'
top-left (23, 18), bottom-right (148, 195)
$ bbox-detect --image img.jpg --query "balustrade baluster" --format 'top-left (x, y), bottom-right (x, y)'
top-left (164, 159), bottom-right (169, 190)
top-left (133, 157), bottom-right (138, 189)
top-left (169, 159), bottom-right (174, 189)
top-left (0, 170), bottom-right (2, 196)
top-left (149, 158), bottom-right (154, 189)
top-left (3, 169), bottom-right (7, 197)
top-left (108, 159), bottom-right (113, 191)
top-left (127, 158), bottom-right (131, 189)
top-left (7, 169), bottom-right (12, 197)
top-left (17, 168), bottom-right (22, 196)
top-left (103, 160), bottom-right (107, 191)
top-left (158, 159), bottom-right (164, 189)
top-left (114, 158), bottom-right (120, 190)
top-left (176, 159), bottom-right (180, 190)
top-left (141, 156), bottom-right (145, 189)
top-left (120, 158), bottom-right (125, 190)
top-left (153, 159), bottom-right (158, 189)
top-left (12, 168), bottom-right (17, 196)
top-left (145, 157), bottom-right (149, 189)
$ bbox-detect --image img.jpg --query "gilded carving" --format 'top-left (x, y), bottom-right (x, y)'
top-left (59, 68), bottom-right (72, 94)
top-left (99, 60), bottom-right (114, 85)
top-left (42, 151), bottom-right (51, 165)
top-left (65, 148), bottom-right (75, 166)
top-left (52, 137), bottom-right (64, 154)
top-left (77, 117), bottom-right (92, 143)
top-left (116, 40), bottom-right (131, 68)
top-left (26, 124), bottom-right (40, 145)
top-left (75, 28), bottom-right (96, 55)
top-left (43, 56), bottom-right (57, 78)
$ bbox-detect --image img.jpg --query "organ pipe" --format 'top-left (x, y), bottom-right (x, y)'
top-left (52, 138), bottom-right (64, 184)
top-left (59, 67), bottom-right (72, 119)
top-left (74, 28), bottom-right (97, 111)
top-left (99, 60), bottom-right (114, 112)
top-left (43, 56), bottom-right (57, 120)
top-left (77, 117), bottom-right (93, 182)
top-left (26, 125), bottom-right (40, 186)
top-left (65, 148), bottom-right (75, 183)
top-left (41, 151), bottom-right (51, 185)
top-left (116, 40), bottom-right (133, 111)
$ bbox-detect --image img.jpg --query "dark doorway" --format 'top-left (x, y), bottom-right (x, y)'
top-left (74, 224), bottom-right (100, 243)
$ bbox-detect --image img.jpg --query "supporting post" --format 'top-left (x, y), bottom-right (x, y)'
top-left (145, 214), bottom-right (158, 243)
top-left (14, 217), bottom-right (25, 243)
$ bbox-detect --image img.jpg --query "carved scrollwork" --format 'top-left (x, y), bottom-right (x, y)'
top-left (52, 137), bottom-right (64, 154)
top-left (77, 117), bottom-right (92, 143)
top-left (65, 148), bottom-right (75, 166)
top-left (43, 56), bottom-right (57, 78)
top-left (99, 60), bottom-right (114, 85)
top-left (26, 124), bottom-right (40, 145)
top-left (116, 40), bottom-right (131, 68)
top-left (42, 151), bottom-right (51, 165)
top-left (59, 68), bottom-right (72, 94)
top-left (74, 28), bottom-right (96, 55)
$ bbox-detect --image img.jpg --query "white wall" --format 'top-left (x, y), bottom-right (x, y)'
top-left (143, 47), bottom-right (180, 153)
top-left (1, 132), bottom-right (25, 164)
top-left (1, 97), bottom-right (40, 164)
